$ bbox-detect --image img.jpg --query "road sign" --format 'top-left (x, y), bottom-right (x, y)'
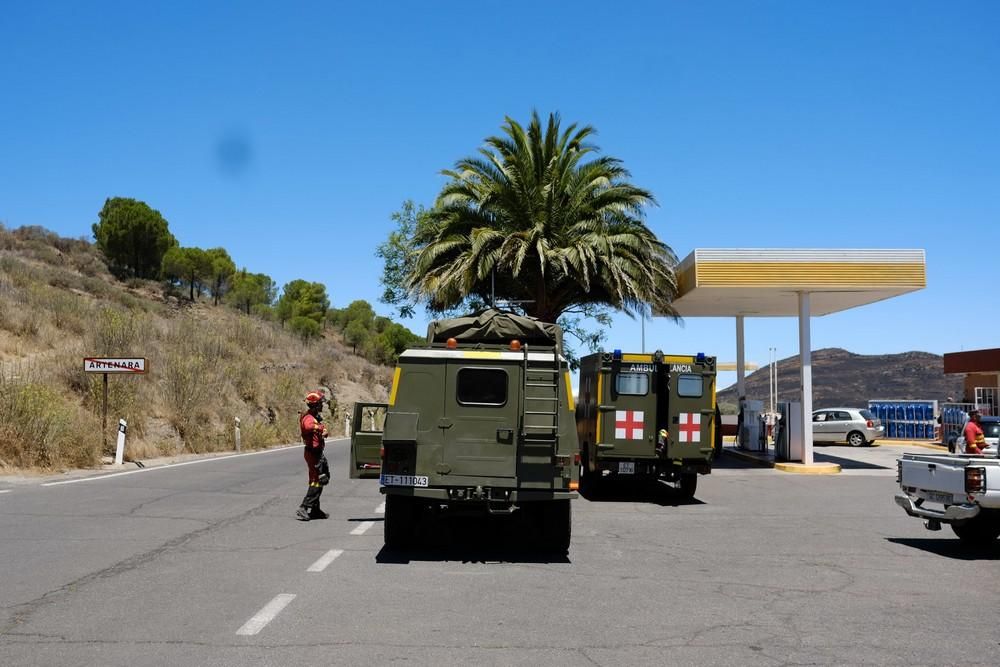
top-left (83, 358), bottom-right (147, 373)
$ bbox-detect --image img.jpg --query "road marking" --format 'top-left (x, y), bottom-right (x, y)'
top-left (375, 501), bottom-right (385, 514)
top-left (0, 489), bottom-right (11, 494)
top-left (41, 440), bottom-right (346, 487)
top-left (236, 593), bottom-right (296, 636)
top-left (350, 520), bottom-right (375, 535)
top-left (307, 548), bottom-right (344, 572)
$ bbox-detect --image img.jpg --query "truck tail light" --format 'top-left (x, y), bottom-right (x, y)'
top-left (569, 481), bottom-right (579, 490)
top-left (573, 452), bottom-right (581, 465)
top-left (380, 446), bottom-right (385, 460)
top-left (965, 467), bottom-right (986, 494)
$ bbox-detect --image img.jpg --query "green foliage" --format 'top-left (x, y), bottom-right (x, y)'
top-left (376, 200), bottom-right (434, 318)
top-left (226, 269), bottom-right (277, 315)
top-left (402, 111), bottom-right (678, 325)
top-left (289, 315), bottom-right (322, 340)
top-left (344, 319), bottom-right (369, 353)
top-left (276, 280), bottom-right (329, 328)
top-left (92, 197), bottom-right (177, 279)
top-left (205, 247), bottom-right (236, 305)
top-left (161, 246), bottom-right (213, 301)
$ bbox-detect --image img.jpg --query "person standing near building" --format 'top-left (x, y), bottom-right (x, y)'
top-left (963, 409), bottom-right (987, 455)
top-left (297, 391), bottom-right (331, 521)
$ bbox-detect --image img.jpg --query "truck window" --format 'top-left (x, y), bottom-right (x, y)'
top-left (615, 372), bottom-right (649, 396)
top-left (457, 368), bottom-right (508, 406)
top-left (677, 374), bottom-right (703, 398)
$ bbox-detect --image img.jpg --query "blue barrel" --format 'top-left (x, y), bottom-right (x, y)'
top-left (896, 404), bottom-right (906, 421)
top-left (887, 422), bottom-right (897, 438)
top-left (905, 403), bottom-right (915, 421)
top-left (905, 423), bottom-right (916, 439)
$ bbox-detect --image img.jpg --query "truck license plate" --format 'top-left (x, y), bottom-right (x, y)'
top-left (380, 474), bottom-right (429, 487)
top-left (923, 490), bottom-right (953, 504)
top-left (618, 462), bottom-right (635, 474)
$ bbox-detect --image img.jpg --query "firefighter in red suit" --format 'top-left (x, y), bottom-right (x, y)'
top-left (296, 391), bottom-right (331, 521)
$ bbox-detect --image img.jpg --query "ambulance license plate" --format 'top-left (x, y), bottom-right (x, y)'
top-left (380, 474), bottom-right (429, 487)
top-left (618, 462), bottom-right (635, 474)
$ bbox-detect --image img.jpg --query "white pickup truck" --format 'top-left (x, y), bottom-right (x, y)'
top-left (895, 452), bottom-right (1000, 546)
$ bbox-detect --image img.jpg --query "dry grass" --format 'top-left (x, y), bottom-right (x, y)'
top-left (0, 224), bottom-right (394, 470)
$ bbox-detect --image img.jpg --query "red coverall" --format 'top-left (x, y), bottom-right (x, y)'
top-left (299, 412), bottom-right (327, 514)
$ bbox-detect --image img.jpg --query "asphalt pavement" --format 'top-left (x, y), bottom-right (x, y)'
top-left (1, 439), bottom-right (997, 666)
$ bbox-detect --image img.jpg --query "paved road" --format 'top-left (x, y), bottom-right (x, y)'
top-left (1, 440), bottom-right (997, 666)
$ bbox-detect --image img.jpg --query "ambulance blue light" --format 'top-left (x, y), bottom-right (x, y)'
top-left (613, 349), bottom-right (622, 360)
top-left (696, 352), bottom-right (706, 363)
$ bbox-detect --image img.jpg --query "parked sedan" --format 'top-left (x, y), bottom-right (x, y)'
top-left (812, 408), bottom-right (883, 447)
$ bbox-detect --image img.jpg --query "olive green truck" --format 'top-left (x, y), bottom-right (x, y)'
top-left (349, 309), bottom-right (579, 552)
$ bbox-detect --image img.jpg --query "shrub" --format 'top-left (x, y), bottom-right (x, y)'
top-left (289, 315), bottom-right (321, 340)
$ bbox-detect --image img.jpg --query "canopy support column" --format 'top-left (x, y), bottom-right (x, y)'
top-left (798, 292), bottom-right (813, 465)
top-left (736, 315), bottom-right (746, 400)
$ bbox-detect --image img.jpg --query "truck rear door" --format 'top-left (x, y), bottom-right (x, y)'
top-left (350, 402), bottom-right (387, 478)
top-left (441, 360), bottom-right (518, 480)
top-left (667, 360), bottom-right (716, 461)
top-left (600, 361), bottom-right (656, 460)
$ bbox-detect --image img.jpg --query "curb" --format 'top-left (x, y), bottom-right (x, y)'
top-left (773, 461), bottom-right (841, 475)
top-left (724, 448), bottom-right (841, 474)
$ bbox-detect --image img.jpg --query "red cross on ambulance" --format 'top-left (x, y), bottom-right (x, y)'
top-left (679, 412), bottom-right (701, 442)
top-left (615, 410), bottom-right (644, 440)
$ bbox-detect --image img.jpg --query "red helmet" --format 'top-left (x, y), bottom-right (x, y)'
top-left (305, 391), bottom-right (324, 405)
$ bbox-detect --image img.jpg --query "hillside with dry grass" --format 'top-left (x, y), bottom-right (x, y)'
top-left (0, 225), bottom-right (392, 471)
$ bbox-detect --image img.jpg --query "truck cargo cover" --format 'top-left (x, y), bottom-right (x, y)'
top-left (426, 309), bottom-right (563, 351)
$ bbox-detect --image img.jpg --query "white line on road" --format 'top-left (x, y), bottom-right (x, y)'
top-left (307, 549), bottom-right (344, 572)
top-left (350, 520), bottom-right (375, 535)
top-left (41, 440), bottom-right (345, 487)
top-left (0, 489), bottom-right (11, 494)
top-left (375, 501), bottom-right (385, 514)
top-left (236, 593), bottom-right (296, 636)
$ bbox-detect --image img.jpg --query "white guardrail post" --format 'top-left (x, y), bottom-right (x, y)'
top-left (344, 416), bottom-right (351, 438)
top-left (114, 419), bottom-right (127, 465)
top-left (235, 417), bottom-right (242, 452)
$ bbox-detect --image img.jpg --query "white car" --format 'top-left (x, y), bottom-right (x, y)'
top-left (812, 407), bottom-right (883, 447)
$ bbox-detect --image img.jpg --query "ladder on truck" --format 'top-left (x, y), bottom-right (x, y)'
top-left (521, 344), bottom-right (560, 442)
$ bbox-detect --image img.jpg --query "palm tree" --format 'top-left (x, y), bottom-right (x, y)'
top-left (408, 111), bottom-right (678, 323)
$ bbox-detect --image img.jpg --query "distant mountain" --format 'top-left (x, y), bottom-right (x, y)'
top-left (717, 348), bottom-right (963, 410)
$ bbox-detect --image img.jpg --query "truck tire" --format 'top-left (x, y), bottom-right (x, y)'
top-left (847, 431), bottom-right (867, 447)
top-left (951, 510), bottom-right (1000, 546)
top-left (540, 500), bottom-right (571, 554)
top-left (384, 495), bottom-right (415, 549)
top-left (678, 472), bottom-right (698, 500)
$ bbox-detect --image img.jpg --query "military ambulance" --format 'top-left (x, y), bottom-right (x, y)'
top-left (352, 309), bottom-right (579, 552)
top-left (576, 350), bottom-right (717, 498)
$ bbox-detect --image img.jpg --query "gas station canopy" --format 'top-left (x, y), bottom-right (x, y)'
top-left (669, 249), bottom-right (926, 317)
top-left (659, 248), bottom-right (926, 468)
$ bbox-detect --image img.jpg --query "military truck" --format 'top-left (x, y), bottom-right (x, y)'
top-left (576, 350), bottom-right (717, 498)
top-left (365, 309), bottom-right (579, 551)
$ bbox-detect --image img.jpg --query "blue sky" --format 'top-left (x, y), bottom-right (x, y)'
top-left (2, 1), bottom-right (997, 389)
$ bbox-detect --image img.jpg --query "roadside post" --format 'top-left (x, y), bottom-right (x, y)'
top-left (83, 357), bottom-right (147, 454)
top-left (344, 416), bottom-right (351, 437)
top-left (235, 417), bottom-right (242, 452)
top-left (114, 419), bottom-right (127, 465)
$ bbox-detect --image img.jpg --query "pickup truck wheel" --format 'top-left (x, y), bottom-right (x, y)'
top-left (847, 431), bottom-right (867, 447)
top-left (384, 495), bottom-right (415, 549)
top-left (951, 510), bottom-right (1000, 546)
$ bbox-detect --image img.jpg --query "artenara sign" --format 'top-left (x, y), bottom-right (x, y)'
top-left (84, 358), bottom-right (147, 373)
